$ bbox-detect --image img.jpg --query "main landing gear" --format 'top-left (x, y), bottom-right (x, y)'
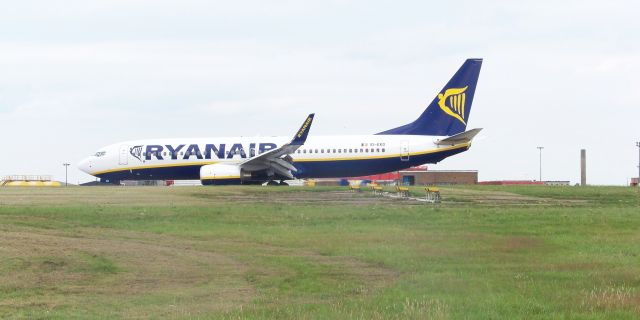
top-left (266, 180), bottom-right (289, 186)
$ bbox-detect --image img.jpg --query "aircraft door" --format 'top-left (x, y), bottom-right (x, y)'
top-left (119, 145), bottom-right (129, 165)
top-left (401, 141), bottom-right (410, 161)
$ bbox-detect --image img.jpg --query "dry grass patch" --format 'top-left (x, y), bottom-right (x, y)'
top-left (437, 187), bottom-right (588, 206)
top-left (498, 236), bottom-right (543, 253)
top-left (550, 262), bottom-right (604, 271)
top-left (582, 284), bottom-right (640, 313)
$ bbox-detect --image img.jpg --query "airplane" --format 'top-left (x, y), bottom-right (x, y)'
top-left (78, 58), bottom-right (483, 185)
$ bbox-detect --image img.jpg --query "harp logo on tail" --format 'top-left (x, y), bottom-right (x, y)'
top-left (437, 86), bottom-right (468, 125)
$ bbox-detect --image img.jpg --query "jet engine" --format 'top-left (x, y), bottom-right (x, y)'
top-left (200, 164), bottom-right (249, 185)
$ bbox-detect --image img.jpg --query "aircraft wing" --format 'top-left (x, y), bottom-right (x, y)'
top-left (436, 128), bottom-right (483, 146)
top-left (239, 113), bottom-right (315, 179)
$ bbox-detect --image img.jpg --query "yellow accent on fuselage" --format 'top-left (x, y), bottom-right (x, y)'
top-left (201, 175), bottom-right (241, 180)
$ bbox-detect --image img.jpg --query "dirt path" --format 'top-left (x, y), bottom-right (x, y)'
top-left (0, 223), bottom-right (398, 317)
top-left (0, 227), bottom-right (253, 316)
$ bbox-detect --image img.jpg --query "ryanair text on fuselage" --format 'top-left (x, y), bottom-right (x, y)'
top-left (137, 143), bottom-right (278, 161)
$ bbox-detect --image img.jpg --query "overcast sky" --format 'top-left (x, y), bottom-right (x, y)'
top-left (1, 0), bottom-right (639, 185)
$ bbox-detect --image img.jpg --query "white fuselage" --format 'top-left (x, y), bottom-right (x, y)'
top-left (78, 134), bottom-right (470, 183)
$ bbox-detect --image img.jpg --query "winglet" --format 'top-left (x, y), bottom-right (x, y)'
top-left (291, 113), bottom-right (315, 145)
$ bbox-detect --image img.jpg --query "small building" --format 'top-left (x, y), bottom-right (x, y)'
top-left (1, 175), bottom-right (61, 187)
top-left (398, 170), bottom-right (478, 186)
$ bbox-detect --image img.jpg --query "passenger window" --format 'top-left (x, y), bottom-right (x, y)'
top-left (338, 149), bottom-right (341, 153)
top-left (376, 148), bottom-right (380, 152)
top-left (349, 149), bottom-right (352, 153)
top-left (382, 148), bottom-right (386, 152)
top-left (360, 149), bottom-right (363, 152)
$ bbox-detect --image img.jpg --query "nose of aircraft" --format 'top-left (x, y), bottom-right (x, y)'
top-left (78, 157), bottom-right (93, 174)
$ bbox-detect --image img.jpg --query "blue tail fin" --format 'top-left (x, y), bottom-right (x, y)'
top-left (377, 58), bottom-right (482, 136)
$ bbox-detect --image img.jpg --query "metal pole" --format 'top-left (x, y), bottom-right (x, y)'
top-left (537, 146), bottom-right (544, 182)
top-left (580, 149), bottom-right (587, 186)
top-left (636, 142), bottom-right (640, 187)
top-left (63, 163), bottom-right (70, 187)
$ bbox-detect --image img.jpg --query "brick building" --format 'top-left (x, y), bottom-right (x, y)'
top-left (398, 169), bottom-right (478, 185)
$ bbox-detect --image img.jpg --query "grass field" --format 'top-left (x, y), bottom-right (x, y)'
top-left (0, 185), bottom-right (639, 319)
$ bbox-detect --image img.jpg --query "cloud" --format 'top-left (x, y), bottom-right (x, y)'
top-left (0, 0), bottom-right (638, 185)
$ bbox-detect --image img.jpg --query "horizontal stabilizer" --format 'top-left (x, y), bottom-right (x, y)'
top-left (436, 128), bottom-right (482, 146)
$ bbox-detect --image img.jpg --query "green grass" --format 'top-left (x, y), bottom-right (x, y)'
top-left (0, 185), bottom-right (639, 319)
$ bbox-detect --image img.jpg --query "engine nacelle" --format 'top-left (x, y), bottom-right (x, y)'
top-left (200, 164), bottom-right (247, 185)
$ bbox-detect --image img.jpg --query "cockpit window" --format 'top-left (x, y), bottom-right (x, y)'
top-left (94, 151), bottom-right (106, 157)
